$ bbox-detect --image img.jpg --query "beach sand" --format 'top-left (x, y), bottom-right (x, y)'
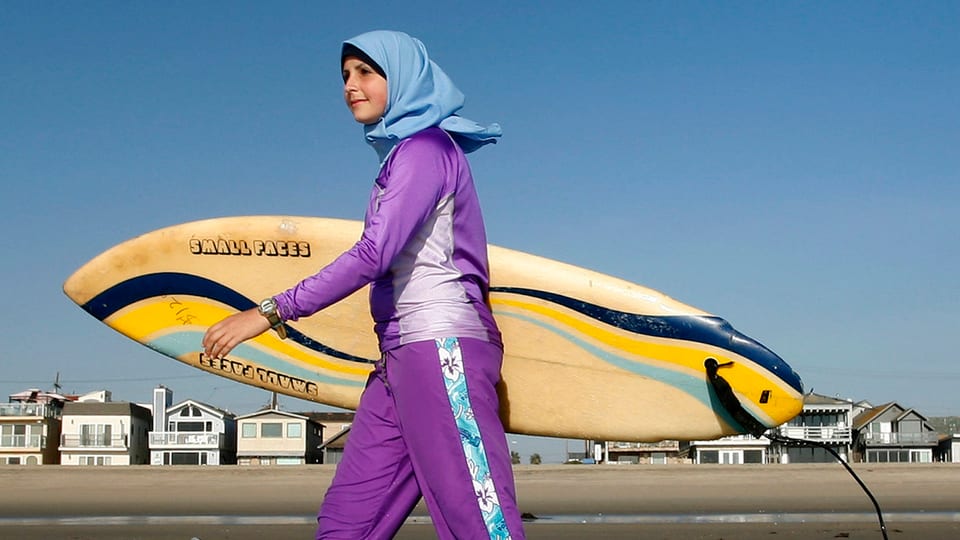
top-left (1, 463), bottom-right (958, 539)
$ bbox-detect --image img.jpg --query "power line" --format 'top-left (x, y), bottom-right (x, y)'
top-left (2, 374), bottom-right (209, 384)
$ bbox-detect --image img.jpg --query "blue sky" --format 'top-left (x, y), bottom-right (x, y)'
top-left (2, 2), bottom-right (958, 463)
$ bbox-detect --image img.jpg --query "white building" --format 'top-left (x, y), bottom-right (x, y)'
top-left (773, 393), bottom-right (857, 463)
top-left (59, 400), bottom-right (152, 466)
top-left (680, 393), bottom-right (857, 465)
top-left (683, 434), bottom-right (770, 464)
top-left (149, 386), bottom-right (236, 465)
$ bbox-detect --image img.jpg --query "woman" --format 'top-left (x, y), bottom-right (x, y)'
top-left (202, 30), bottom-right (525, 540)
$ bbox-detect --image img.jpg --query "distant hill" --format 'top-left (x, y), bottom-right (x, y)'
top-left (929, 416), bottom-right (960, 435)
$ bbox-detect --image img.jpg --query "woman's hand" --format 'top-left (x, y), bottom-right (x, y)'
top-left (202, 308), bottom-right (272, 359)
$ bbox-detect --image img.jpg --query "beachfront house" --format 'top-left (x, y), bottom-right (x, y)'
top-left (937, 434), bottom-right (960, 463)
top-left (236, 408), bottom-right (324, 465)
top-left (311, 412), bottom-right (354, 464)
top-left (681, 434), bottom-right (771, 464)
top-left (149, 386), bottom-right (237, 465)
top-left (771, 393), bottom-right (857, 463)
top-left (59, 398), bottom-right (152, 466)
top-left (603, 440), bottom-right (684, 464)
top-left (852, 402), bottom-right (939, 463)
top-left (1, 389), bottom-right (68, 465)
top-left (678, 393), bottom-right (857, 464)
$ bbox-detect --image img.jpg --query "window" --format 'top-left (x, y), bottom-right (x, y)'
top-left (261, 423), bottom-right (283, 438)
top-left (177, 422), bottom-right (205, 432)
top-left (242, 423), bottom-right (257, 438)
top-left (80, 424), bottom-right (112, 446)
top-left (1, 425), bottom-right (20, 447)
top-left (171, 452), bottom-right (200, 465)
top-left (287, 423), bottom-right (302, 438)
top-left (789, 446), bottom-right (833, 463)
top-left (1, 424), bottom-right (38, 448)
top-left (720, 450), bottom-right (741, 465)
top-left (27, 424), bottom-right (43, 448)
top-left (699, 450), bottom-right (719, 464)
top-left (79, 456), bottom-right (110, 466)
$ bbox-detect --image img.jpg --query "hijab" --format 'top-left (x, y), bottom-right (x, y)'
top-left (342, 30), bottom-right (502, 164)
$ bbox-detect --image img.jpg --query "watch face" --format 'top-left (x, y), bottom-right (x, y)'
top-left (259, 298), bottom-right (276, 314)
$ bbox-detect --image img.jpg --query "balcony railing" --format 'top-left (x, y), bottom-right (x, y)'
top-left (779, 426), bottom-right (852, 442)
top-left (0, 434), bottom-right (44, 448)
top-left (862, 432), bottom-right (940, 446)
top-left (150, 431), bottom-right (221, 448)
top-left (60, 434), bottom-right (128, 449)
top-left (0, 403), bottom-right (59, 419)
top-left (608, 440), bottom-right (679, 451)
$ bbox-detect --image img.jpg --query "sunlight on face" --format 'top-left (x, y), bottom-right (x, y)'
top-left (342, 57), bottom-right (388, 125)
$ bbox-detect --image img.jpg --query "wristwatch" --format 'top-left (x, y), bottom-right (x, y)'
top-left (258, 297), bottom-right (288, 339)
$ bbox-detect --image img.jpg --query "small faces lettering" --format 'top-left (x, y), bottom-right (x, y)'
top-left (189, 238), bottom-right (310, 257)
top-left (196, 354), bottom-right (319, 398)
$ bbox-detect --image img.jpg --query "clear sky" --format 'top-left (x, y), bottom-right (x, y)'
top-left (2, 2), bottom-right (958, 464)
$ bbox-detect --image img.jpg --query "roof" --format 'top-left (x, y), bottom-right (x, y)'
top-left (236, 408), bottom-right (315, 422)
top-left (894, 408), bottom-right (929, 423)
top-left (8, 389), bottom-right (72, 405)
top-left (168, 399), bottom-right (235, 418)
top-left (319, 426), bottom-right (351, 450)
top-left (852, 402), bottom-right (895, 429)
top-left (62, 401), bottom-right (152, 422)
top-left (803, 393), bottom-right (855, 406)
top-left (298, 412), bottom-right (355, 425)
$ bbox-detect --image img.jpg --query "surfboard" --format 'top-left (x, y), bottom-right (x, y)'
top-left (63, 216), bottom-right (803, 442)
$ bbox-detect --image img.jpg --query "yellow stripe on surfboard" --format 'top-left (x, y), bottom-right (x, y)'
top-left (106, 299), bottom-right (372, 377)
top-left (493, 297), bottom-right (799, 423)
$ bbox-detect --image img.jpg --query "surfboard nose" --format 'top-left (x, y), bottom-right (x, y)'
top-left (690, 316), bottom-right (804, 430)
top-left (724, 326), bottom-right (804, 429)
top-left (726, 322), bottom-right (803, 395)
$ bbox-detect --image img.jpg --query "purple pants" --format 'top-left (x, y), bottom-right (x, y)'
top-left (316, 337), bottom-right (526, 540)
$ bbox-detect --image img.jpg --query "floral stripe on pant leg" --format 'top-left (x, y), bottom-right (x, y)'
top-left (435, 337), bottom-right (512, 540)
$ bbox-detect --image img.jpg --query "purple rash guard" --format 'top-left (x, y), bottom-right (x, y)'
top-left (274, 127), bottom-right (501, 353)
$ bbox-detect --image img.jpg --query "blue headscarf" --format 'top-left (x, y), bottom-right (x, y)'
top-left (342, 30), bottom-right (502, 164)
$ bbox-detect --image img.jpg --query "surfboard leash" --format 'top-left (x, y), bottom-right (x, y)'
top-left (704, 358), bottom-right (889, 540)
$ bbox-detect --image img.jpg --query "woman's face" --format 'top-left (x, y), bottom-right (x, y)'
top-left (342, 56), bottom-right (388, 125)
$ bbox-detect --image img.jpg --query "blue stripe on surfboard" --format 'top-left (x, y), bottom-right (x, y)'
top-left (494, 310), bottom-right (747, 430)
top-left (80, 272), bottom-right (376, 364)
top-left (490, 287), bottom-right (803, 394)
top-left (146, 331), bottom-right (365, 388)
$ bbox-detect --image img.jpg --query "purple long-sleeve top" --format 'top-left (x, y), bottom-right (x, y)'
top-left (274, 127), bottom-right (501, 353)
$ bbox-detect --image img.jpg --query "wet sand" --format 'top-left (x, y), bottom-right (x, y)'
top-left (1, 463), bottom-right (958, 539)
